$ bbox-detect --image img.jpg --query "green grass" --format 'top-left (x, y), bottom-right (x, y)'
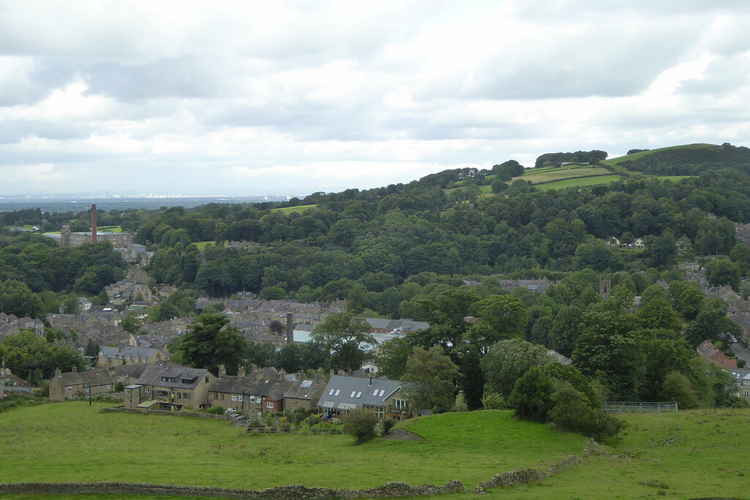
top-left (604, 143), bottom-right (719, 166)
top-left (270, 204), bottom-right (318, 214)
top-left (535, 175), bottom-right (623, 191)
top-left (0, 404), bottom-right (584, 492)
top-left (4, 405), bottom-right (750, 499)
top-left (515, 166), bottom-right (612, 184)
top-left (653, 175), bottom-right (696, 182)
top-left (97, 226), bottom-right (123, 233)
top-left (193, 241), bottom-right (220, 250)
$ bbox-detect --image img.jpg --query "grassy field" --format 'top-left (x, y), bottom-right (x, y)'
top-left (516, 166), bottom-right (611, 185)
top-left (0, 403), bottom-right (584, 492)
top-left (535, 175), bottom-right (624, 191)
top-left (4, 404), bottom-right (750, 500)
top-left (604, 143), bottom-right (719, 166)
top-left (97, 225), bottom-right (123, 233)
top-left (270, 204), bottom-right (318, 214)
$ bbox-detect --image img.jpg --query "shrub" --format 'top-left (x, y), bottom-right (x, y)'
top-left (304, 414), bottom-right (321, 426)
top-left (453, 392), bottom-right (468, 411)
top-left (662, 371), bottom-right (699, 409)
top-left (382, 418), bottom-right (396, 435)
top-left (481, 392), bottom-right (506, 410)
top-left (509, 366), bottom-right (556, 422)
top-left (114, 382), bottom-right (124, 392)
top-left (206, 406), bottom-right (225, 415)
top-left (549, 385), bottom-right (624, 442)
top-left (342, 410), bottom-right (378, 444)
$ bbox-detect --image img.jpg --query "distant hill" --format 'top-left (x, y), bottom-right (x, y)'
top-left (605, 143), bottom-right (750, 176)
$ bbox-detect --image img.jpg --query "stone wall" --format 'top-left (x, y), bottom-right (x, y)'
top-left (0, 481), bottom-right (464, 499)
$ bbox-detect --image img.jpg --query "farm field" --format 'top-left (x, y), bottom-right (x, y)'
top-left (0, 403), bottom-right (584, 492)
top-left (516, 166), bottom-right (611, 184)
top-left (270, 204), bottom-right (318, 214)
top-left (536, 175), bottom-right (623, 191)
top-left (3, 404), bottom-right (750, 500)
top-left (604, 143), bottom-right (719, 165)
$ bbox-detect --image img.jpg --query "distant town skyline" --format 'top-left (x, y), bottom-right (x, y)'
top-left (1, 1), bottom-right (749, 195)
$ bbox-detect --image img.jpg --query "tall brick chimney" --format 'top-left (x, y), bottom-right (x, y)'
top-left (90, 204), bottom-right (97, 243)
top-left (286, 313), bottom-right (294, 344)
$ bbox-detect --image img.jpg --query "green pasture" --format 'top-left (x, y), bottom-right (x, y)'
top-left (535, 175), bottom-right (623, 191)
top-left (4, 404), bottom-right (750, 500)
top-left (517, 167), bottom-right (611, 184)
top-left (604, 143), bottom-right (719, 165)
top-left (270, 204), bottom-right (318, 215)
top-left (0, 404), bottom-right (584, 492)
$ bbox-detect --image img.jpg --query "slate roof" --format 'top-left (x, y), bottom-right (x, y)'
top-left (283, 377), bottom-right (326, 401)
top-left (100, 345), bottom-right (162, 361)
top-left (57, 364), bottom-right (147, 387)
top-left (136, 362), bottom-right (211, 390)
top-left (318, 375), bottom-right (407, 410)
top-left (208, 367), bottom-right (286, 397)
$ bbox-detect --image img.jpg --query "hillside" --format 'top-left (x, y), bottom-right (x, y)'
top-left (0, 403), bottom-right (584, 491)
top-left (2, 403), bottom-right (750, 499)
top-left (603, 142), bottom-right (750, 176)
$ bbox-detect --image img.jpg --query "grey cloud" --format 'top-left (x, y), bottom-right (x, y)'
top-left (462, 23), bottom-right (697, 100)
top-left (0, 120), bottom-right (93, 144)
top-left (680, 54), bottom-right (750, 94)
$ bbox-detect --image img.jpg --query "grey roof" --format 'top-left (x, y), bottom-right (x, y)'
top-left (283, 377), bottom-right (326, 401)
top-left (208, 367), bottom-right (286, 397)
top-left (136, 362), bottom-right (210, 390)
top-left (100, 345), bottom-right (162, 361)
top-left (317, 375), bottom-right (406, 410)
top-left (57, 364), bottom-right (147, 387)
top-left (364, 318), bottom-right (429, 333)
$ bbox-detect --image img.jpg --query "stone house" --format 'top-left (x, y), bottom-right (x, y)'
top-left (49, 364), bottom-right (146, 401)
top-left (0, 368), bottom-right (33, 398)
top-left (97, 345), bottom-right (168, 367)
top-left (207, 366), bottom-right (326, 415)
top-left (130, 362), bottom-right (215, 410)
top-left (318, 375), bottom-right (412, 420)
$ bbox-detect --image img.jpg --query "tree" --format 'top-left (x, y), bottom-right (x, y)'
top-left (0, 280), bottom-right (43, 318)
top-left (0, 330), bottom-right (85, 380)
top-left (705, 258), bottom-right (740, 289)
top-left (312, 313), bottom-right (374, 373)
top-left (481, 339), bottom-right (554, 398)
top-left (403, 346), bottom-right (459, 412)
top-left (375, 337), bottom-right (413, 379)
top-left (468, 295), bottom-right (527, 350)
top-left (171, 313), bottom-right (248, 375)
top-left (343, 410), bottom-right (378, 444)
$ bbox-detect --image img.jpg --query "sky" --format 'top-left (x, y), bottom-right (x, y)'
top-left (1, 1), bottom-right (750, 197)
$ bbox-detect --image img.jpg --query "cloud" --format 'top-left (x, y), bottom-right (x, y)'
top-left (0, 1), bottom-right (749, 196)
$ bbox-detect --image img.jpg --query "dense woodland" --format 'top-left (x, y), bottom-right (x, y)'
top-left (3, 143), bottom-right (750, 430)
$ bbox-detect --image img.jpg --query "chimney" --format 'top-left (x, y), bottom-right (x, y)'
top-left (218, 364), bottom-right (227, 377)
top-left (90, 204), bottom-right (97, 243)
top-left (285, 313), bottom-right (294, 344)
top-left (238, 366), bottom-right (246, 377)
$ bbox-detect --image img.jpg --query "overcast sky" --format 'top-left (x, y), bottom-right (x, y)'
top-left (1, 1), bottom-right (750, 196)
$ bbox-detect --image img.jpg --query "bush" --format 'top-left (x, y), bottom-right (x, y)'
top-left (342, 410), bottom-right (378, 444)
top-left (382, 418), bottom-right (395, 435)
top-left (206, 406), bottom-right (225, 415)
top-left (114, 382), bottom-right (124, 392)
top-left (509, 366), bottom-right (556, 421)
top-left (304, 414), bottom-right (321, 426)
top-left (549, 386), bottom-right (624, 442)
top-left (453, 392), bottom-right (468, 411)
top-left (662, 371), bottom-right (699, 409)
top-left (481, 392), bottom-right (506, 410)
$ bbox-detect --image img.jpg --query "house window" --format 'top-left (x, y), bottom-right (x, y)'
top-left (334, 389), bottom-right (340, 396)
top-left (351, 391), bottom-right (357, 398)
top-left (329, 389), bottom-right (335, 396)
top-left (355, 392), bottom-right (362, 398)
top-left (231, 395), bottom-right (243, 402)
top-left (372, 389), bottom-right (378, 396)
top-left (378, 389), bottom-right (385, 397)
top-left (394, 399), bottom-right (407, 409)
top-left (266, 401), bottom-right (274, 409)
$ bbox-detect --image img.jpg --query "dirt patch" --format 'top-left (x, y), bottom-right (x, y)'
top-left (383, 429), bottom-right (424, 441)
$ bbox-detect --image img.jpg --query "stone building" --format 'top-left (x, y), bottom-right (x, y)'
top-left (49, 364), bottom-right (146, 401)
top-left (97, 345), bottom-right (168, 367)
top-left (128, 362), bottom-right (215, 410)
